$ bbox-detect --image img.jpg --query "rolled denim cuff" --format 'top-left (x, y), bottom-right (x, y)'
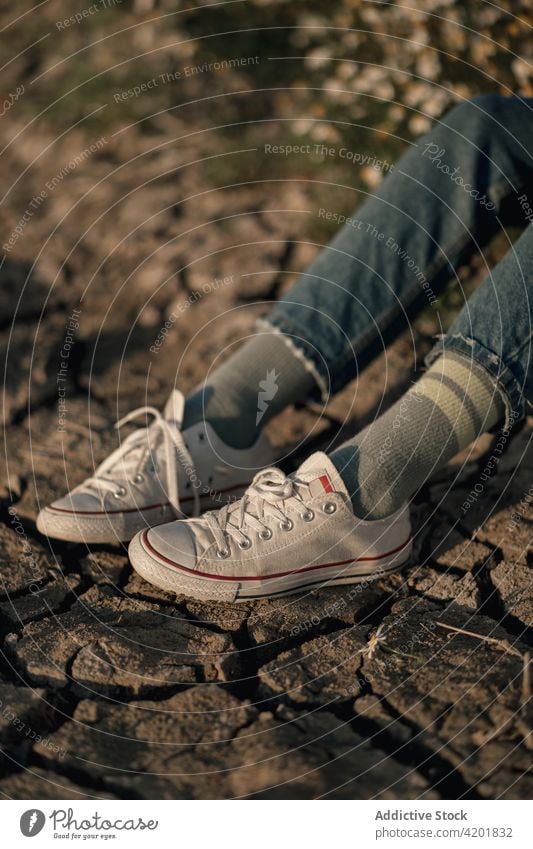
top-left (425, 333), bottom-right (526, 430)
top-left (255, 316), bottom-right (331, 403)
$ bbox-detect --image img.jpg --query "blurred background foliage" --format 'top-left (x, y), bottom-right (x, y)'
top-left (3, 1), bottom-right (531, 162)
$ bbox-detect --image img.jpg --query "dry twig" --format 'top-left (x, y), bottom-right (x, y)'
top-left (436, 621), bottom-right (523, 658)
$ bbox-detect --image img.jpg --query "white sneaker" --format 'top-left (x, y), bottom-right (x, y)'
top-left (128, 452), bottom-right (412, 602)
top-left (36, 390), bottom-right (278, 544)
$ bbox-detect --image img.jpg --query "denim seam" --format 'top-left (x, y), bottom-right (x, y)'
top-left (507, 329), bottom-right (533, 364)
top-left (489, 178), bottom-right (533, 364)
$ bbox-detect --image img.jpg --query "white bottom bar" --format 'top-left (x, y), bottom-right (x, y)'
top-left (3, 800), bottom-right (531, 848)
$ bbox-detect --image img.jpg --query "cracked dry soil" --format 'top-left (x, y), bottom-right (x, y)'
top-left (1, 301), bottom-right (532, 798)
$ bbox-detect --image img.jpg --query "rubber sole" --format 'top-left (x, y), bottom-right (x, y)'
top-left (235, 560), bottom-right (407, 600)
top-left (129, 530), bottom-right (412, 603)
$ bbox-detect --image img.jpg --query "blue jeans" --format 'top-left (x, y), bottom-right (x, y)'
top-left (263, 95), bottom-right (533, 428)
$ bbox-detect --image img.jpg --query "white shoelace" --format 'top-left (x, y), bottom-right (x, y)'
top-left (204, 467), bottom-right (313, 555)
top-left (82, 404), bottom-right (200, 516)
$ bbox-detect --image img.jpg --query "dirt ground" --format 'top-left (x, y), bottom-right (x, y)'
top-left (0, 1), bottom-right (532, 800)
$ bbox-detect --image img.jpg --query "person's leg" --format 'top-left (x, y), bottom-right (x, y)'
top-left (332, 222), bottom-right (533, 519)
top-left (129, 95), bottom-right (533, 598)
top-left (184, 95), bottom-right (533, 448)
top-left (130, 226), bottom-right (532, 602)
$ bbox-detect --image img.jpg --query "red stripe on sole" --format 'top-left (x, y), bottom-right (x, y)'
top-left (140, 529), bottom-right (412, 583)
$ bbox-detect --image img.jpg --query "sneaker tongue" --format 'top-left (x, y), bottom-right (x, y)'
top-left (297, 452), bottom-right (350, 500)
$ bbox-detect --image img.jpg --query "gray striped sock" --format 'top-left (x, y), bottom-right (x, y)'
top-left (331, 351), bottom-right (506, 519)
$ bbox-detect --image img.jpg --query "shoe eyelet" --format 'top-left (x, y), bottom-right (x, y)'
top-left (198, 433), bottom-right (205, 442)
top-left (217, 546), bottom-right (230, 558)
top-left (323, 501), bottom-right (337, 514)
top-left (114, 487), bottom-right (126, 498)
top-left (238, 537), bottom-right (252, 550)
top-left (259, 528), bottom-right (272, 541)
top-left (279, 518), bottom-right (293, 532)
top-left (301, 509), bottom-right (315, 522)
top-left (133, 474), bottom-right (144, 484)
